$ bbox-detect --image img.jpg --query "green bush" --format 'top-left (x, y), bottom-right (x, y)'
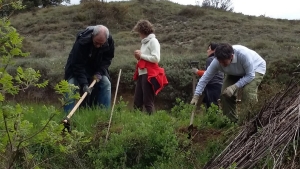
top-left (178, 5), bottom-right (206, 17)
top-left (82, 1), bottom-right (130, 28)
top-left (197, 139), bottom-right (227, 167)
top-left (199, 104), bottom-right (234, 129)
top-left (10, 99), bottom-right (238, 168)
top-left (170, 98), bottom-right (194, 119)
top-left (73, 13), bottom-right (87, 22)
top-left (263, 56), bottom-right (300, 85)
top-left (87, 111), bottom-right (178, 168)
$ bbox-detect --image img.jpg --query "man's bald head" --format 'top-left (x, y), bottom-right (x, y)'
top-left (93, 25), bottom-right (109, 39)
top-left (92, 25), bottom-right (109, 48)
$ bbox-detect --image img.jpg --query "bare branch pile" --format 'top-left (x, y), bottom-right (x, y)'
top-left (204, 81), bottom-right (300, 169)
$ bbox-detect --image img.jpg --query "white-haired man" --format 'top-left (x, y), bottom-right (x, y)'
top-left (64, 25), bottom-right (115, 113)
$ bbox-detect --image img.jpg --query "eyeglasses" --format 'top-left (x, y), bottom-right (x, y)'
top-left (93, 37), bottom-right (107, 48)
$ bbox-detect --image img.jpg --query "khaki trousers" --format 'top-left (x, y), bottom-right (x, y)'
top-left (221, 72), bottom-right (264, 122)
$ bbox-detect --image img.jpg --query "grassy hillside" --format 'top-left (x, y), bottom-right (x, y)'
top-left (3, 2), bottom-right (300, 168)
top-left (10, 1), bottom-right (300, 106)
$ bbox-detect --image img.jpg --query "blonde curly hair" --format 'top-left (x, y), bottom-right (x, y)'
top-left (133, 20), bottom-right (154, 36)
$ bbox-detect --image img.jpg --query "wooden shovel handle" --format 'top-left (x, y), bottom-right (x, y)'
top-left (189, 94), bottom-right (204, 126)
top-left (192, 74), bottom-right (196, 94)
top-left (105, 69), bottom-right (122, 143)
top-left (66, 79), bottom-right (97, 119)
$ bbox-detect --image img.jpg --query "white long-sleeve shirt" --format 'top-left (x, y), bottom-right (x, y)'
top-left (138, 34), bottom-right (160, 75)
top-left (194, 45), bottom-right (266, 96)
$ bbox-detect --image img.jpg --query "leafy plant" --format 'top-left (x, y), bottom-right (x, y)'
top-left (0, 2), bottom-right (87, 168)
top-left (54, 80), bottom-right (80, 107)
top-left (199, 104), bottom-right (235, 129)
top-left (170, 98), bottom-right (193, 118)
top-left (87, 112), bottom-right (178, 169)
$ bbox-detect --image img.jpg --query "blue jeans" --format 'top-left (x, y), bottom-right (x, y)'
top-left (63, 76), bottom-right (111, 114)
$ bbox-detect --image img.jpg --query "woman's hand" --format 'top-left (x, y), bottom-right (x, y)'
top-left (134, 50), bottom-right (141, 60)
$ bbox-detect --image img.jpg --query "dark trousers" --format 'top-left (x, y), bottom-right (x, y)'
top-left (203, 83), bottom-right (222, 108)
top-left (134, 74), bottom-right (155, 114)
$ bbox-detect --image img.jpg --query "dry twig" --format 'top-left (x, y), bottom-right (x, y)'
top-left (204, 81), bottom-right (300, 169)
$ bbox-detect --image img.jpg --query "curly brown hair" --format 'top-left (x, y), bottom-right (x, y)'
top-left (133, 20), bottom-right (154, 36)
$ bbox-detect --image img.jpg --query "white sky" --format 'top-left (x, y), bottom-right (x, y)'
top-left (69, 0), bottom-right (300, 20)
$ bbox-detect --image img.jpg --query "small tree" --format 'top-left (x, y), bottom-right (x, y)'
top-left (0, 1), bottom-right (83, 168)
top-left (200, 0), bottom-right (234, 12)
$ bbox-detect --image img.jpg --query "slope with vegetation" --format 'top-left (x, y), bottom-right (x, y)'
top-left (0, 0), bottom-right (299, 168)
top-left (10, 0), bottom-right (300, 107)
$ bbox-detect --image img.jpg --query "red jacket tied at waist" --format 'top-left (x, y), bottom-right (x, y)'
top-left (133, 59), bottom-right (168, 95)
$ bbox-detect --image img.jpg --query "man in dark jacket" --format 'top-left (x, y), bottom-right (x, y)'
top-left (191, 43), bottom-right (224, 108)
top-left (64, 25), bottom-right (115, 113)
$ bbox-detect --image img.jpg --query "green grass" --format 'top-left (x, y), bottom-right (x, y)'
top-left (3, 90), bottom-right (295, 168)
top-left (71, 107), bottom-right (110, 134)
top-left (18, 102), bottom-right (108, 134)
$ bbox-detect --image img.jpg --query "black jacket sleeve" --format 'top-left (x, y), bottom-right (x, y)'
top-left (71, 42), bottom-right (89, 86)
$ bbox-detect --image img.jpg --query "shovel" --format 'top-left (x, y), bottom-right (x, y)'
top-left (187, 73), bottom-right (205, 139)
top-left (62, 79), bottom-right (97, 132)
top-left (187, 94), bottom-right (204, 139)
top-left (187, 105), bottom-right (197, 139)
top-left (187, 61), bottom-right (201, 139)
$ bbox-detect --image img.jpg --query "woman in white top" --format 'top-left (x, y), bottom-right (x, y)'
top-left (132, 20), bottom-right (166, 114)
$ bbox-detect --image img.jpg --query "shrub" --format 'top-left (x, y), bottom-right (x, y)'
top-left (199, 104), bottom-right (235, 129)
top-left (170, 98), bottom-right (194, 119)
top-left (264, 56), bottom-right (300, 85)
top-left (178, 5), bottom-right (206, 17)
top-left (73, 13), bottom-right (87, 22)
top-left (82, 1), bottom-right (129, 27)
top-left (87, 112), bottom-right (178, 168)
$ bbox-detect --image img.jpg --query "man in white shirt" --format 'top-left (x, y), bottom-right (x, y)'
top-left (190, 43), bottom-right (266, 123)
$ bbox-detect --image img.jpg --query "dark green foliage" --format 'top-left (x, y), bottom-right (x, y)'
top-left (199, 104), bottom-right (234, 129)
top-left (82, 1), bottom-right (131, 28)
top-left (178, 5), bottom-right (206, 17)
top-left (170, 98), bottom-right (194, 118)
top-left (263, 56), bottom-right (300, 85)
top-left (87, 112), bottom-right (178, 168)
top-left (197, 139), bottom-right (227, 167)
